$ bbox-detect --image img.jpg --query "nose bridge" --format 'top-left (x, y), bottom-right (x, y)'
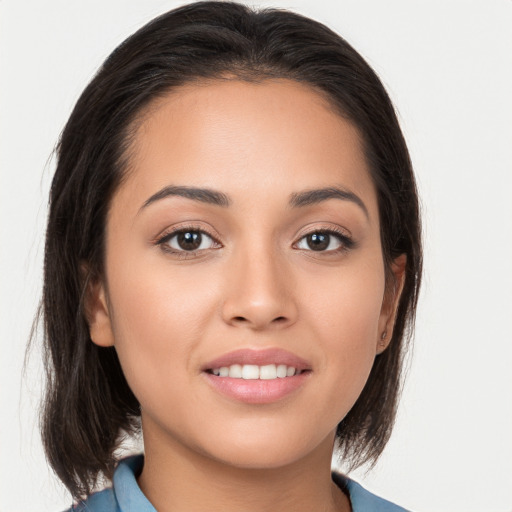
top-left (221, 234), bottom-right (297, 330)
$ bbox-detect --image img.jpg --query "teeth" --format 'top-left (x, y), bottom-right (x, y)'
top-left (260, 364), bottom-right (277, 380)
top-left (277, 364), bottom-right (287, 378)
top-left (210, 363), bottom-right (302, 379)
top-left (228, 364), bottom-right (242, 378)
top-left (242, 364), bottom-right (259, 379)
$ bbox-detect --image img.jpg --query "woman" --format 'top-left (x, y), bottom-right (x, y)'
top-left (40, 2), bottom-right (421, 510)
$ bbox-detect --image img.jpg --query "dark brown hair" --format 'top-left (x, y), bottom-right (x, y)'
top-left (41, 1), bottom-right (422, 499)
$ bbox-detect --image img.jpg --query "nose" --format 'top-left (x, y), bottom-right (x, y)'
top-left (221, 245), bottom-right (298, 331)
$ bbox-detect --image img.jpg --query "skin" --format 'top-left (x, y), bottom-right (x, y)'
top-left (87, 79), bottom-right (405, 512)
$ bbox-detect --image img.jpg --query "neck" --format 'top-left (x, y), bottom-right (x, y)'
top-left (138, 425), bottom-right (350, 512)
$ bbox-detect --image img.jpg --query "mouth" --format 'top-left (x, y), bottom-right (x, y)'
top-left (202, 348), bottom-right (312, 404)
top-left (207, 364), bottom-right (306, 379)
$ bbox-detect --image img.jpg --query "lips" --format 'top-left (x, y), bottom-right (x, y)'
top-left (202, 348), bottom-right (312, 404)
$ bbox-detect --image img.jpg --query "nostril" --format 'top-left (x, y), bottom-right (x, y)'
top-left (231, 315), bottom-right (287, 325)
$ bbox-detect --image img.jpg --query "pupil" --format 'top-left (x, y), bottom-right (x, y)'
top-left (307, 233), bottom-right (329, 251)
top-left (178, 231), bottom-right (201, 251)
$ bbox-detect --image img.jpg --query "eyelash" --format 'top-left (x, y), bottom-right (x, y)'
top-left (155, 225), bottom-right (355, 258)
top-left (294, 227), bottom-right (355, 255)
top-left (156, 225), bottom-right (221, 259)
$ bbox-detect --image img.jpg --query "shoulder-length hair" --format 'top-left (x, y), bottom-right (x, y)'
top-left (41, 0), bottom-right (422, 498)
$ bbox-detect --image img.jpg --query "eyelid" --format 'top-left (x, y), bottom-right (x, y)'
top-left (293, 224), bottom-right (355, 252)
top-left (154, 223), bottom-right (223, 254)
top-left (294, 223), bottom-right (353, 241)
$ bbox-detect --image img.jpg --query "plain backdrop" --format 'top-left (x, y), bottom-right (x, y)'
top-left (1, 1), bottom-right (511, 511)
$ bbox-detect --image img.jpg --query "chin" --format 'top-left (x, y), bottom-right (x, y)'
top-left (200, 429), bottom-right (331, 471)
top-left (212, 448), bottom-right (306, 471)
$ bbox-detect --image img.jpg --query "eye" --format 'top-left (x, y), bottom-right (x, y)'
top-left (158, 228), bottom-right (220, 253)
top-left (295, 230), bottom-right (353, 252)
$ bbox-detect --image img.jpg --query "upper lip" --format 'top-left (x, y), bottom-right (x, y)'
top-left (202, 348), bottom-right (311, 371)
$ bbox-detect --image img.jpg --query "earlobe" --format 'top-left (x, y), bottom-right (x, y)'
top-left (377, 253), bottom-right (407, 354)
top-left (83, 273), bottom-right (115, 347)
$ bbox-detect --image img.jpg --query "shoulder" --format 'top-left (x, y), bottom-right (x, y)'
top-left (332, 472), bottom-right (411, 512)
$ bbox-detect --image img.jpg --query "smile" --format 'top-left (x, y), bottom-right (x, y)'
top-left (209, 364), bottom-right (303, 379)
top-left (202, 348), bottom-right (311, 404)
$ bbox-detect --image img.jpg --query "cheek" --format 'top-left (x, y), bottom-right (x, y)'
top-left (299, 260), bottom-right (386, 399)
top-left (302, 260), bottom-right (385, 340)
top-left (104, 256), bottom-right (219, 397)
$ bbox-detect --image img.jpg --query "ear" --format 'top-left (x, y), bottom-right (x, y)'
top-left (83, 273), bottom-right (115, 347)
top-left (377, 254), bottom-right (407, 354)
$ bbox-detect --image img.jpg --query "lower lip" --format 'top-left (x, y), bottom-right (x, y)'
top-left (203, 372), bottom-right (310, 404)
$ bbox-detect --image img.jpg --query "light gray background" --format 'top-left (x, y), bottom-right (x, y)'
top-left (1, 1), bottom-right (511, 511)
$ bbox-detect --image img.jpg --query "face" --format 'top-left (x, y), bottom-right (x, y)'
top-left (88, 79), bottom-right (402, 469)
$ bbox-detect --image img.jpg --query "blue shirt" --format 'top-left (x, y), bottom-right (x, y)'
top-left (67, 455), bottom-right (410, 512)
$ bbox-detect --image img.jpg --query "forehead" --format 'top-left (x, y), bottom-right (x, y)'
top-left (117, 79), bottom-right (377, 218)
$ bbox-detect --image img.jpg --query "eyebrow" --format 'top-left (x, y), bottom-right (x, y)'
top-left (289, 186), bottom-right (369, 218)
top-left (140, 184), bottom-right (368, 218)
top-left (140, 185), bottom-right (231, 211)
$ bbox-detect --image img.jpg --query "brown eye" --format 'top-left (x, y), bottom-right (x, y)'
top-left (305, 233), bottom-right (330, 251)
top-left (295, 230), bottom-right (351, 253)
top-left (162, 229), bottom-right (218, 252)
top-left (177, 231), bottom-right (202, 251)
